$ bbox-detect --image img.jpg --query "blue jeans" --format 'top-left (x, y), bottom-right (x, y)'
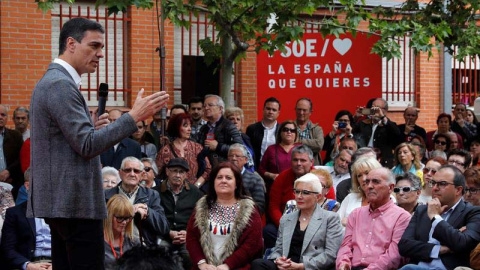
top-left (399, 265), bottom-right (430, 270)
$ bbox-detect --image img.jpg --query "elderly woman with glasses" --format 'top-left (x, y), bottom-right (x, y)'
top-left (464, 167), bottom-right (480, 206)
top-left (104, 194), bottom-right (138, 269)
top-left (394, 172), bottom-right (422, 214)
top-left (259, 120), bottom-right (302, 183)
top-left (102, 166), bottom-right (121, 190)
top-left (251, 173), bottom-right (343, 270)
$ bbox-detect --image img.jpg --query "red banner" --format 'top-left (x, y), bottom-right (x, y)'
top-left (256, 33), bottom-right (382, 134)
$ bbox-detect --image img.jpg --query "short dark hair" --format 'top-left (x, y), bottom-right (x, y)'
top-left (296, 97), bottom-right (313, 111)
top-left (434, 133), bottom-right (451, 150)
top-left (188, 97), bottom-right (204, 108)
top-left (115, 245), bottom-right (182, 270)
top-left (276, 120), bottom-right (298, 144)
top-left (263, 97), bottom-right (281, 110)
top-left (436, 113), bottom-right (452, 126)
top-left (59, 18), bottom-right (104, 56)
top-left (170, 104), bottom-right (187, 113)
top-left (166, 113), bottom-right (192, 138)
top-left (334, 110), bottom-right (354, 123)
top-left (206, 162), bottom-right (249, 209)
top-left (439, 164), bottom-right (466, 194)
top-left (448, 148), bottom-right (472, 168)
top-left (13, 107), bottom-right (29, 119)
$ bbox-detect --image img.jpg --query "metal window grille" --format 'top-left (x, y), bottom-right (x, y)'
top-left (452, 48), bottom-right (480, 106)
top-left (51, 2), bottom-right (130, 107)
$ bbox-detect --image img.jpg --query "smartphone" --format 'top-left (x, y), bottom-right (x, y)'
top-left (361, 108), bottom-right (372, 115)
top-left (338, 122), bottom-right (347, 128)
top-left (206, 133), bottom-right (215, 140)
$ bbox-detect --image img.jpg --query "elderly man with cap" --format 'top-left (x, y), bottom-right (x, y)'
top-left (153, 158), bottom-right (203, 270)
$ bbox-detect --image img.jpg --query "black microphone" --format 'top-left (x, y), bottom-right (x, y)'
top-left (98, 83), bottom-right (108, 116)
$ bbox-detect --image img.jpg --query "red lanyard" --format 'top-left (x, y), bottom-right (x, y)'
top-left (108, 237), bottom-right (124, 259)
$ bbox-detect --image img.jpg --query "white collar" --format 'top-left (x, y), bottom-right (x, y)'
top-left (54, 58), bottom-right (82, 89)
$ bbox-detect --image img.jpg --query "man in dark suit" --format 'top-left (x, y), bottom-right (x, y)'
top-left (398, 107), bottom-right (427, 143)
top-left (100, 109), bottom-right (142, 169)
top-left (246, 97), bottom-right (281, 169)
top-left (353, 98), bottom-right (402, 168)
top-left (0, 105), bottom-right (23, 197)
top-left (28, 18), bottom-right (169, 269)
top-left (398, 165), bottom-right (480, 270)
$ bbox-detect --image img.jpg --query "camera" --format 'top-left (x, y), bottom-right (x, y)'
top-left (361, 108), bottom-right (372, 115)
top-left (338, 122), bottom-right (347, 128)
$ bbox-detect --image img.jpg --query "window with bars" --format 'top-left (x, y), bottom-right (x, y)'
top-left (452, 48), bottom-right (480, 106)
top-left (51, 2), bottom-right (129, 107)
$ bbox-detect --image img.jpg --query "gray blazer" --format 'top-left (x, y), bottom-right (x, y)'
top-left (268, 205), bottom-right (343, 270)
top-left (27, 63), bottom-right (137, 219)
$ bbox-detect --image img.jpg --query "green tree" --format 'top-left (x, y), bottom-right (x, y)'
top-left (37, 0), bottom-right (480, 107)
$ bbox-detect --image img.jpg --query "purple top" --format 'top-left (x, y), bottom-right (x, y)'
top-left (259, 143), bottom-right (302, 178)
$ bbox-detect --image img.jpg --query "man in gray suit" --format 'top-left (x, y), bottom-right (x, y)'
top-left (28, 18), bottom-right (169, 269)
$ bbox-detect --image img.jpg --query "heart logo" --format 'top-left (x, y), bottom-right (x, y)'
top-left (333, 38), bottom-right (352, 56)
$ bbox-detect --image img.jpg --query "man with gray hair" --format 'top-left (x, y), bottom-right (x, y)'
top-left (394, 172), bottom-right (422, 214)
top-left (227, 143), bottom-right (265, 214)
top-left (337, 167), bottom-right (411, 270)
top-left (13, 107), bottom-right (30, 141)
top-left (105, 156), bottom-right (168, 246)
top-left (315, 149), bottom-right (353, 194)
top-left (195, 94), bottom-right (243, 166)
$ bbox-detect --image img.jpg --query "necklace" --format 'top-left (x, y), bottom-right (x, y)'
top-left (300, 215), bottom-right (310, 221)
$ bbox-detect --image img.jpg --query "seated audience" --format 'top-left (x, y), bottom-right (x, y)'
top-left (105, 157), bottom-right (169, 246)
top-left (225, 107), bottom-right (255, 171)
top-left (426, 113), bottom-right (463, 151)
top-left (395, 172), bottom-right (422, 214)
top-left (103, 166), bottom-right (121, 190)
top-left (399, 165), bottom-right (480, 270)
top-left (419, 157), bottom-right (446, 204)
top-left (315, 149), bottom-right (353, 194)
top-left (259, 120), bottom-right (302, 184)
top-left (311, 169), bottom-right (340, 211)
top-left (140, 158), bottom-right (161, 188)
top-left (337, 157), bottom-right (382, 226)
top-left (431, 133), bottom-right (451, 157)
top-left (1, 176), bottom-right (52, 270)
top-left (448, 148), bottom-right (472, 173)
top-left (227, 143), bottom-right (265, 214)
top-left (336, 167), bottom-right (411, 270)
top-left (131, 121), bottom-right (157, 159)
top-left (153, 158), bottom-right (203, 270)
top-left (104, 194), bottom-right (138, 269)
top-left (391, 142), bottom-right (424, 185)
top-left (464, 167), bottom-right (480, 206)
top-left (156, 113), bottom-right (211, 189)
top-left (186, 162), bottom-right (263, 270)
top-left (251, 173), bottom-right (343, 270)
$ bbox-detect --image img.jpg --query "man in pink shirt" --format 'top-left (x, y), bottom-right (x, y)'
top-left (336, 167), bottom-right (411, 270)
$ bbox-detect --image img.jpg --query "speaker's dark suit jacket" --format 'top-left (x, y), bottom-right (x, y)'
top-left (399, 199), bottom-right (480, 269)
top-left (0, 202), bottom-right (36, 269)
top-left (246, 121), bottom-right (279, 168)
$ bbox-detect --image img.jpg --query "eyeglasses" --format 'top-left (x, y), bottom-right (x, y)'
top-left (466, 188), bottom-right (480, 194)
top-left (428, 180), bottom-right (455, 189)
top-left (393, 187), bottom-right (418, 193)
top-left (361, 178), bottom-right (383, 186)
top-left (448, 160), bottom-right (465, 167)
top-left (122, 168), bottom-right (143, 174)
top-left (144, 166), bottom-right (152, 172)
top-left (422, 167), bottom-right (437, 175)
top-left (282, 127), bottom-right (296, 133)
top-left (114, 216), bottom-right (133, 223)
top-left (434, 140), bottom-right (447, 146)
top-left (293, 189), bottom-right (319, 196)
top-left (203, 103), bottom-right (218, 108)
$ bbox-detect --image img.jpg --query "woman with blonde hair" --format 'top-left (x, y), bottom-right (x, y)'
top-left (337, 157), bottom-right (383, 226)
top-left (311, 169), bottom-right (340, 212)
top-left (391, 142), bottom-right (424, 186)
top-left (104, 194), bottom-right (137, 269)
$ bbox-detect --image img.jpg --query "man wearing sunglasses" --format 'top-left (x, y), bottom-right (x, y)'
top-left (399, 165), bottom-right (480, 270)
top-left (394, 173), bottom-right (422, 214)
top-left (105, 157), bottom-right (168, 246)
top-left (337, 167), bottom-right (411, 270)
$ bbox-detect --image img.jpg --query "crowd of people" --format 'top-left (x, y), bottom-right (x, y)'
top-left (1, 92), bottom-right (480, 270)
top-left (1, 17), bottom-right (480, 270)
